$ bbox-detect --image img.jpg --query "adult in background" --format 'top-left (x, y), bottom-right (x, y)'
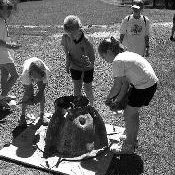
top-left (19, 57), bottom-right (50, 126)
top-left (61, 15), bottom-right (95, 106)
top-left (119, 0), bottom-right (150, 57)
top-left (98, 37), bottom-right (158, 154)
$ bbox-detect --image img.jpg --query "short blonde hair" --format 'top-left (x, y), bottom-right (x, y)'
top-left (0, 0), bottom-right (18, 10)
top-left (29, 60), bottom-right (46, 78)
top-left (63, 15), bottom-right (82, 32)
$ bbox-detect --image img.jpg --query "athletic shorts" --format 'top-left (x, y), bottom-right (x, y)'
top-left (128, 83), bottom-right (157, 107)
top-left (70, 68), bottom-right (94, 83)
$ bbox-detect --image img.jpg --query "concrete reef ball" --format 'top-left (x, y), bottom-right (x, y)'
top-left (44, 95), bottom-right (108, 158)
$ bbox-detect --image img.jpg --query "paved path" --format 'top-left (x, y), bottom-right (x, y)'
top-left (99, 0), bottom-right (132, 5)
top-left (8, 22), bottom-right (173, 39)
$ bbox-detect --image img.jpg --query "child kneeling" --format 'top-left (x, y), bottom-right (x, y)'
top-left (19, 57), bottom-right (50, 126)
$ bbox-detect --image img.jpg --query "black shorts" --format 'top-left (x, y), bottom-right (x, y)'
top-left (70, 68), bottom-right (94, 83)
top-left (128, 83), bottom-right (157, 107)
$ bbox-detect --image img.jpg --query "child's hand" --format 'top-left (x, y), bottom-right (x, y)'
top-left (81, 55), bottom-right (92, 68)
top-left (9, 44), bottom-right (21, 50)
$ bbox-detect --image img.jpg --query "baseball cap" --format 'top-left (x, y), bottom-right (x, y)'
top-left (131, 0), bottom-right (144, 9)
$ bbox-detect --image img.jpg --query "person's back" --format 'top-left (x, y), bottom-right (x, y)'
top-left (113, 51), bottom-right (158, 89)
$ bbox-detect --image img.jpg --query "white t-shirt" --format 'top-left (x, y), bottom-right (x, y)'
top-left (21, 57), bottom-right (50, 85)
top-left (112, 51), bottom-right (158, 89)
top-left (0, 18), bottom-right (14, 64)
top-left (120, 15), bottom-right (150, 56)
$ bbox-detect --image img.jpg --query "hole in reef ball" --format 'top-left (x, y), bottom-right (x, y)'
top-left (79, 117), bottom-right (86, 125)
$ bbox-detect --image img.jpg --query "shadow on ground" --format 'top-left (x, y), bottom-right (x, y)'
top-left (105, 153), bottom-right (144, 175)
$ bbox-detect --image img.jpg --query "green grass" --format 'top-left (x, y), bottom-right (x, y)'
top-left (9, 0), bottom-right (175, 26)
top-left (0, 0), bottom-right (175, 174)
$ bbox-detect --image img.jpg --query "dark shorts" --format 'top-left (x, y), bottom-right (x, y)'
top-left (128, 83), bottom-right (157, 107)
top-left (70, 68), bottom-right (94, 83)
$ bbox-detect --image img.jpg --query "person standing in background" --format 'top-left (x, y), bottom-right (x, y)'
top-left (120, 0), bottom-right (150, 57)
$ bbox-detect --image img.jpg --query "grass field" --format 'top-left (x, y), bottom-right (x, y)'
top-left (0, 0), bottom-right (175, 174)
top-left (8, 0), bottom-right (175, 26)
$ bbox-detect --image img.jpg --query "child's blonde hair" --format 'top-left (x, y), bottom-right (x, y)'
top-left (98, 37), bottom-right (124, 56)
top-left (63, 15), bottom-right (82, 33)
top-left (29, 60), bottom-right (46, 78)
top-left (0, 0), bottom-right (18, 11)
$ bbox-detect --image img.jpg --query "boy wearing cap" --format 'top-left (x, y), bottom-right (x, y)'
top-left (120, 0), bottom-right (150, 57)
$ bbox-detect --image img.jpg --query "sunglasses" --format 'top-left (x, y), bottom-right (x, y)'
top-left (0, 5), bottom-right (13, 10)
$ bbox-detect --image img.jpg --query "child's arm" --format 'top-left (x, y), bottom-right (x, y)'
top-left (107, 76), bottom-right (129, 101)
top-left (0, 39), bottom-right (21, 50)
top-left (61, 34), bottom-right (71, 73)
top-left (86, 42), bottom-right (95, 66)
top-left (119, 16), bottom-right (128, 43)
top-left (22, 84), bottom-right (34, 105)
top-left (119, 34), bottom-right (125, 43)
top-left (144, 35), bottom-right (149, 57)
top-left (33, 81), bottom-right (46, 104)
top-left (81, 39), bottom-right (95, 68)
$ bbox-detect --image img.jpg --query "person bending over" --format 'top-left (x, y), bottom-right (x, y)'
top-left (98, 37), bottom-right (158, 154)
top-left (19, 57), bottom-right (50, 126)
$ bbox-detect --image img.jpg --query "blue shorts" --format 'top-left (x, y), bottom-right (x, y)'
top-left (70, 68), bottom-right (94, 83)
top-left (128, 83), bottom-right (157, 107)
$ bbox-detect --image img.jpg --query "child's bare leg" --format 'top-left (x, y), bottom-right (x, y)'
top-left (20, 85), bottom-right (34, 125)
top-left (20, 103), bottom-right (27, 124)
top-left (123, 105), bottom-right (140, 145)
top-left (72, 79), bottom-right (83, 96)
top-left (84, 82), bottom-right (94, 106)
top-left (1, 63), bottom-right (18, 96)
top-left (39, 97), bottom-right (45, 119)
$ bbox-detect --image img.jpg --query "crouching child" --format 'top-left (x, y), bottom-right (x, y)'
top-left (19, 57), bottom-right (50, 126)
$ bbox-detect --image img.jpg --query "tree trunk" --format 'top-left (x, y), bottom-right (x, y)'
top-left (165, 0), bottom-right (169, 9)
top-left (153, 0), bottom-right (156, 8)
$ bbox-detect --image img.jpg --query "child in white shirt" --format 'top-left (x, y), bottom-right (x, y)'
top-left (98, 37), bottom-right (158, 154)
top-left (20, 57), bottom-right (50, 126)
top-left (0, 0), bottom-right (20, 102)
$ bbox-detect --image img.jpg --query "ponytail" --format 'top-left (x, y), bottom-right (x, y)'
top-left (98, 36), bottom-right (124, 56)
